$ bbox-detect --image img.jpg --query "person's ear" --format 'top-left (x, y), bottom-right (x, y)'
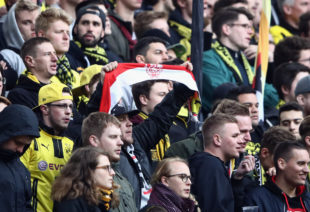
top-left (37, 30), bottom-right (46, 37)
top-left (40, 105), bottom-right (49, 115)
top-left (222, 24), bottom-right (231, 36)
top-left (282, 4), bottom-right (292, 16)
top-left (161, 176), bottom-right (169, 186)
top-left (277, 158), bottom-right (286, 170)
top-left (89, 135), bottom-right (99, 147)
top-left (260, 148), bottom-right (269, 159)
top-left (296, 94), bottom-right (305, 106)
top-left (305, 136), bottom-right (310, 147)
top-left (24, 55), bottom-right (35, 68)
top-left (139, 95), bottom-right (148, 107)
top-left (135, 55), bottom-right (145, 63)
top-left (213, 134), bottom-right (221, 146)
top-left (281, 85), bottom-right (290, 97)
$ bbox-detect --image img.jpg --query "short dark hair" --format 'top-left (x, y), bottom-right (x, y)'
top-left (132, 80), bottom-right (169, 110)
top-left (273, 141), bottom-right (307, 172)
top-left (202, 113), bottom-right (238, 147)
top-left (279, 102), bottom-right (304, 116)
top-left (212, 7), bottom-right (253, 39)
top-left (261, 126), bottom-right (296, 153)
top-left (213, 0), bottom-right (248, 13)
top-left (133, 36), bottom-right (167, 59)
top-left (227, 85), bottom-right (256, 101)
top-left (274, 36), bottom-right (310, 67)
top-left (299, 12), bottom-right (310, 37)
top-left (21, 37), bottom-right (51, 64)
top-left (299, 115), bottom-right (310, 142)
top-left (273, 62), bottom-right (310, 100)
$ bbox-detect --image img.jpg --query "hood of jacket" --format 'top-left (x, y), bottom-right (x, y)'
top-left (0, 104), bottom-right (40, 145)
top-left (2, 3), bottom-right (24, 50)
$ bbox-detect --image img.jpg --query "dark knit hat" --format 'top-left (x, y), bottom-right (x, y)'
top-left (73, 5), bottom-right (106, 39)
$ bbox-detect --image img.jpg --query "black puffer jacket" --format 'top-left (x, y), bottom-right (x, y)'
top-left (0, 104), bottom-right (40, 212)
top-left (119, 83), bottom-right (195, 207)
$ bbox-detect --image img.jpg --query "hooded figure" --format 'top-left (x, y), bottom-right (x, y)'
top-left (0, 104), bottom-right (40, 211)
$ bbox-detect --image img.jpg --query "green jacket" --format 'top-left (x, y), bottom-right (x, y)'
top-left (202, 47), bottom-right (279, 113)
top-left (164, 131), bottom-right (203, 160)
top-left (111, 163), bottom-right (138, 212)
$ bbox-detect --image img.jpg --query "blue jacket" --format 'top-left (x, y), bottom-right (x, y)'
top-left (244, 177), bottom-right (310, 211)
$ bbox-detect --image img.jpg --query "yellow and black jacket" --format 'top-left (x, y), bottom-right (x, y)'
top-left (21, 125), bottom-right (74, 212)
top-left (168, 9), bottom-right (192, 61)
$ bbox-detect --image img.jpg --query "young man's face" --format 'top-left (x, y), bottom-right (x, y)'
top-left (31, 42), bottom-right (58, 79)
top-left (16, 9), bottom-right (40, 41)
top-left (237, 93), bottom-right (260, 126)
top-left (225, 14), bottom-right (253, 51)
top-left (278, 148), bottom-right (310, 187)
top-left (141, 82), bottom-right (170, 115)
top-left (96, 124), bottom-right (123, 162)
top-left (117, 114), bottom-right (134, 145)
top-left (74, 13), bottom-right (104, 47)
top-left (43, 98), bottom-right (73, 134)
top-left (41, 20), bottom-right (70, 57)
top-left (280, 110), bottom-right (304, 139)
top-left (142, 42), bottom-right (169, 64)
top-left (220, 122), bottom-right (243, 162)
top-left (235, 115), bottom-right (252, 152)
top-left (1, 135), bottom-right (33, 154)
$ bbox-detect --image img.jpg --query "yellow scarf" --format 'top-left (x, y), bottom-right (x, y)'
top-left (212, 41), bottom-right (254, 84)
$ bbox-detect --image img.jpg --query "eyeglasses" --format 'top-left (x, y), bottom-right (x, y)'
top-left (229, 23), bottom-right (253, 30)
top-left (96, 165), bottom-right (113, 174)
top-left (167, 173), bottom-right (192, 183)
top-left (48, 104), bottom-right (73, 110)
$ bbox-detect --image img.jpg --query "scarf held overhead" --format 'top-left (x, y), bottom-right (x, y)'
top-left (99, 63), bottom-right (199, 113)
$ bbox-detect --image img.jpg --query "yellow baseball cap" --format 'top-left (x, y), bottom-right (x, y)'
top-left (33, 82), bottom-right (73, 110)
top-left (72, 64), bottom-right (102, 96)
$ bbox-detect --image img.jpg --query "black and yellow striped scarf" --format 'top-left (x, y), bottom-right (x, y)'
top-left (75, 41), bottom-right (109, 66)
top-left (100, 189), bottom-right (113, 211)
top-left (57, 55), bottom-right (74, 89)
top-left (168, 20), bottom-right (192, 61)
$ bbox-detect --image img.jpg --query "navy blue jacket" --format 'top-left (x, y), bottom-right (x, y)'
top-left (244, 177), bottom-right (310, 211)
top-left (190, 152), bottom-right (235, 212)
top-left (0, 105), bottom-right (40, 212)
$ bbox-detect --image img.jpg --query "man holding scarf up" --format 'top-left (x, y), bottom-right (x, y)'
top-left (67, 5), bottom-right (109, 72)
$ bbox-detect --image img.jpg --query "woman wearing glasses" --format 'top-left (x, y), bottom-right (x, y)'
top-left (51, 146), bottom-right (119, 212)
top-left (144, 157), bottom-right (197, 212)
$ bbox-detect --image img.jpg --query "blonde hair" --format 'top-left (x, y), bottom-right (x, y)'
top-left (15, 0), bottom-right (39, 14)
top-left (35, 8), bottom-right (72, 34)
top-left (151, 157), bottom-right (188, 186)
